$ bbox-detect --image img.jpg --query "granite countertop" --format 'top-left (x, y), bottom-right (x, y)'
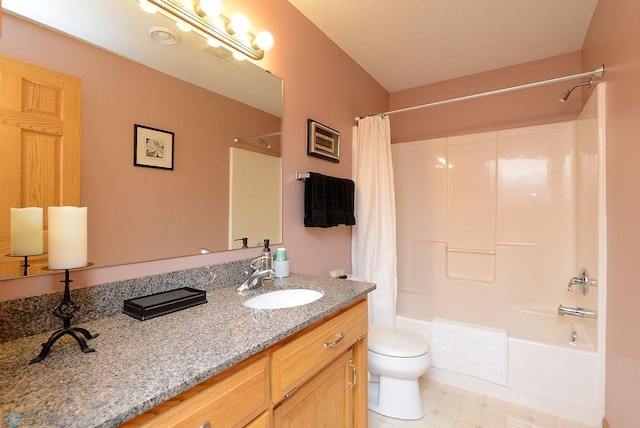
top-left (0, 274), bottom-right (375, 427)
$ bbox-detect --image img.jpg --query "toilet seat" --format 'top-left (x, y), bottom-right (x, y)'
top-left (368, 324), bottom-right (429, 357)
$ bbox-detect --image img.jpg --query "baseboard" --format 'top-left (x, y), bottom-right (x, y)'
top-left (603, 417), bottom-right (610, 428)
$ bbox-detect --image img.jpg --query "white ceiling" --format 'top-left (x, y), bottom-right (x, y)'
top-left (288, 0), bottom-right (598, 93)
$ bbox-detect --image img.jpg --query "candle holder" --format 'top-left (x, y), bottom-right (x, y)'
top-left (19, 255), bottom-right (31, 277)
top-left (5, 253), bottom-right (46, 276)
top-left (30, 265), bottom-right (98, 364)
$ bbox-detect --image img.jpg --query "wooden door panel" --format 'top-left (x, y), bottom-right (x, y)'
top-left (274, 350), bottom-right (354, 428)
top-left (0, 54), bottom-right (81, 278)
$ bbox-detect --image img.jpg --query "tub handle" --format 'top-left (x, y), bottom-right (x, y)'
top-left (567, 268), bottom-right (597, 295)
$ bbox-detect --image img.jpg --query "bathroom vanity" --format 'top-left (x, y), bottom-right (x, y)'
top-left (0, 274), bottom-right (374, 427)
top-left (122, 299), bottom-right (368, 427)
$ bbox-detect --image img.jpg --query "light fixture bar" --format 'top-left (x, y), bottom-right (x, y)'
top-left (147, 0), bottom-right (264, 60)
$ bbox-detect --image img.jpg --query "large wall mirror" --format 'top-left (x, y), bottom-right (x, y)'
top-left (0, 0), bottom-right (283, 279)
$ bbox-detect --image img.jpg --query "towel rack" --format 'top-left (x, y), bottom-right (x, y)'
top-left (296, 172), bottom-right (310, 180)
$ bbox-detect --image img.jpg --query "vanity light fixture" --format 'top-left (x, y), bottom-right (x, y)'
top-left (138, 0), bottom-right (274, 60)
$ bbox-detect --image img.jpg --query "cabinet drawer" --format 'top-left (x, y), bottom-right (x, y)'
top-left (131, 356), bottom-right (269, 427)
top-left (246, 411), bottom-right (271, 428)
top-left (271, 300), bottom-right (367, 401)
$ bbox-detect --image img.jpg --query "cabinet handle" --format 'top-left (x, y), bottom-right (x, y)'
top-left (199, 423), bottom-right (211, 428)
top-left (348, 359), bottom-right (357, 390)
top-left (323, 332), bottom-right (345, 348)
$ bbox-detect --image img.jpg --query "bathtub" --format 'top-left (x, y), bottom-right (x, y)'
top-left (396, 314), bottom-right (602, 426)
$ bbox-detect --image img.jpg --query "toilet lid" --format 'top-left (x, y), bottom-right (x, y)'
top-left (368, 324), bottom-right (430, 357)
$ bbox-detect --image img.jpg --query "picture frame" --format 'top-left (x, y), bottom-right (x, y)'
top-left (134, 124), bottom-right (174, 170)
top-left (307, 119), bottom-right (340, 163)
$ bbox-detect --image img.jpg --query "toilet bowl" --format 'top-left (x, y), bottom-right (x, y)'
top-left (368, 324), bottom-right (430, 420)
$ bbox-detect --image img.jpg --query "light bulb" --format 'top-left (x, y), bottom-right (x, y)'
top-left (230, 13), bottom-right (251, 35)
top-left (255, 30), bottom-right (274, 51)
top-left (207, 37), bottom-right (222, 48)
top-left (139, 0), bottom-right (157, 13)
top-left (213, 16), bottom-right (225, 29)
top-left (176, 20), bottom-right (192, 32)
top-left (197, 0), bottom-right (223, 17)
top-left (232, 51), bottom-right (246, 61)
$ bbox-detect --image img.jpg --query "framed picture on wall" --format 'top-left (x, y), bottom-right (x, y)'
top-left (134, 124), bottom-right (174, 170)
top-left (307, 119), bottom-right (340, 163)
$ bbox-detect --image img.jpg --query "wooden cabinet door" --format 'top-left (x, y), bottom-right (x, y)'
top-left (274, 350), bottom-right (356, 428)
top-left (272, 300), bottom-right (367, 401)
top-left (0, 54), bottom-right (81, 278)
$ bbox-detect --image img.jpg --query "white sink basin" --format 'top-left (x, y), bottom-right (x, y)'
top-left (242, 289), bottom-right (323, 310)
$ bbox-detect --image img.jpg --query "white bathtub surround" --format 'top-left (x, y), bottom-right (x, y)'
top-left (431, 318), bottom-right (508, 386)
top-left (351, 115), bottom-right (398, 326)
top-left (391, 86), bottom-right (606, 426)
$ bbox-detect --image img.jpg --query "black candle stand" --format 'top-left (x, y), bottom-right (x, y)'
top-left (30, 265), bottom-right (98, 364)
top-left (20, 255), bottom-right (31, 276)
top-left (5, 253), bottom-right (45, 277)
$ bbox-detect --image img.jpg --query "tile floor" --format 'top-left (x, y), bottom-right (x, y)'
top-left (368, 377), bottom-right (597, 428)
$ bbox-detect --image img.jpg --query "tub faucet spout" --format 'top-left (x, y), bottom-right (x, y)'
top-left (558, 304), bottom-right (597, 319)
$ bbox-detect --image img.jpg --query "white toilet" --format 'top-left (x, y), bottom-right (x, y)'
top-left (367, 324), bottom-right (430, 420)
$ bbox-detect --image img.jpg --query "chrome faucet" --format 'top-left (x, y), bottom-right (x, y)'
top-left (236, 254), bottom-right (274, 292)
top-left (567, 268), bottom-right (597, 295)
top-left (558, 304), bottom-right (597, 319)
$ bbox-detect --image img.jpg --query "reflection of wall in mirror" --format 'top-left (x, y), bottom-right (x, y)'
top-left (0, 14), bottom-right (281, 273)
top-left (229, 147), bottom-right (283, 250)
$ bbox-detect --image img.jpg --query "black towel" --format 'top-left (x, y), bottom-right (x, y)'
top-left (304, 172), bottom-right (356, 227)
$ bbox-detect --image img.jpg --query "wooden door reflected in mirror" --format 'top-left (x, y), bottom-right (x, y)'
top-left (0, 55), bottom-right (81, 278)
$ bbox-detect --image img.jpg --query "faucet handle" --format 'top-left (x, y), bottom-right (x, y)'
top-left (567, 268), bottom-right (597, 295)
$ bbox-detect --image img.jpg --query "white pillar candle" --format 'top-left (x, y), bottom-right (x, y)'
top-left (10, 207), bottom-right (44, 256)
top-left (48, 206), bottom-right (88, 269)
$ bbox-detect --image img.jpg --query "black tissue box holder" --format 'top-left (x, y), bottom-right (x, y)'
top-left (123, 287), bottom-right (207, 321)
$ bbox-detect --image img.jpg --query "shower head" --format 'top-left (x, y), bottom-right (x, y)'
top-left (232, 136), bottom-right (271, 149)
top-left (257, 138), bottom-right (272, 149)
top-left (558, 79), bottom-right (594, 103)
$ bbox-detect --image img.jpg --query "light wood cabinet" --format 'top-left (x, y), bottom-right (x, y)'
top-left (121, 299), bottom-right (368, 427)
top-left (120, 355), bottom-right (270, 428)
top-left (273, 349), bottom-right (356, 427)
top-left (271, 298), bottom-right (367, 401)
top-left (245, 411), bottom-right (271, 428)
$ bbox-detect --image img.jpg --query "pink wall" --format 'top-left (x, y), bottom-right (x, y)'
top-left (0, 1), bottom-right (388, 299)
top-left (582, 0), bottom-right (640, 425)
top-left (389, 52), bottom-right (583, 142)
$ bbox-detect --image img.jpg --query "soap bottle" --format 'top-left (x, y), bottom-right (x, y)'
top-left (274, 248), bottom-right (289, 278)
top-left (261, 239), bottom-right (275, 285)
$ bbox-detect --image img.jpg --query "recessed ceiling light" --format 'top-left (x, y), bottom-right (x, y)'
top-left (147, 26), bottom-right (180, 45)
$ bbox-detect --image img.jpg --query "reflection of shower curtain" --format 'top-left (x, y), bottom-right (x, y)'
top-left (351, 115), bottom-right (397, 326)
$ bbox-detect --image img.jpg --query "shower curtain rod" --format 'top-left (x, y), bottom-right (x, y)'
top-left (233, 131), bottom-right (282, 143)
top-left (355, 64), bottom-right (605, 121)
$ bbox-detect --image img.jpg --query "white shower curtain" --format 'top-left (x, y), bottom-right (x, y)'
top-left (351, 115), bottom-right (397, 326)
